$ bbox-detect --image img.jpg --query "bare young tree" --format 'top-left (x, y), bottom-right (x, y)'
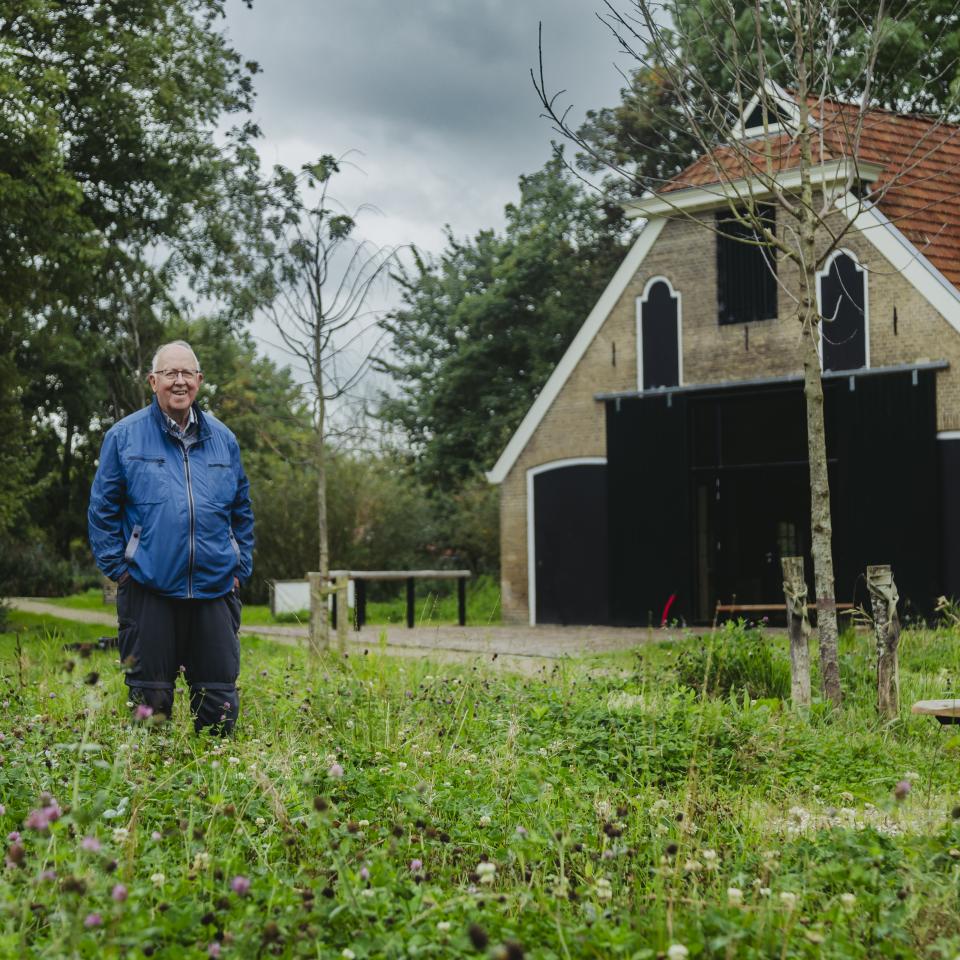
top-left (263, 155), bottom-right (398, 649)
top-left (535, 0), bottom-right (960, 704)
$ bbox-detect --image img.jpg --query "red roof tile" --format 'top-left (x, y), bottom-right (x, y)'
top-left (662, 101), bottom-right (960, 286)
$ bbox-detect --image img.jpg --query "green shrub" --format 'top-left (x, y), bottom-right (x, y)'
top-left (675, 622), bottom-right (791, 700)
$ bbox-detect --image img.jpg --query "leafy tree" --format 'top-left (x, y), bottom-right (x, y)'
top-left (379, 155), bottom-right (630, 489)
top-left (2, 0), bottom-right (268, 559)
top-left (574, 0), bottom-right (960, 198)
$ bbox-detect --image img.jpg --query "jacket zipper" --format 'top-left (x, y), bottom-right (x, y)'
top-left (182, 447), bottom-right (196, 598)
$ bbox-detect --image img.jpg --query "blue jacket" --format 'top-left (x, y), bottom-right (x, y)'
top-left (88, 398), bottom-right (254, 599)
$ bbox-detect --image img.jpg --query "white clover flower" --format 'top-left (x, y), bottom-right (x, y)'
top-left (437, 921), bottom-right (451, 933)
top-left (228, 757), bottom-right (240, 765)
top-left (358, 819), bottom-right (370, 828)
top-left (360, 888), bottom-right (375, 898)
top-left (478, 815), bottom-right (491, 827)
top-left (595, 877), bottom-right (613, 901)
top-left (255, 817), bottom-right (266, 827)
top-left (759, 887), bottom-right (772, 897)
top-left (210, 760), bottom-right (220, 769)
top-left (112, 827), bottom-right (129, 843)
top-left (727, 887), bottom-right (743, 905)
top-left (342, 950), bottom-right (356, 959)
top-left (667, 945), bottom-right (689, 960)
top-left (780, 891), bottom-right (798, 909)
top-left (151, 872), bottom-right (165, 887)
top-left (398, 762), bottom-right (408, 770)
top-left (840, 892), bottom-right (856, 910)
top-left (476, 861), bottom-right (497, 884)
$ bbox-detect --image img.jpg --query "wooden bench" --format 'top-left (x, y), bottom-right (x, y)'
top-left (713, 601), bottom-right (855, 628)
top-left (328, 569), bottom-right (472, 629)
top-left (911, 700), bottom-right (960, 725)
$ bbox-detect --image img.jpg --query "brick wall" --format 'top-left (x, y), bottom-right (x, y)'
top-left (498, 212), bottom-right (960, 624)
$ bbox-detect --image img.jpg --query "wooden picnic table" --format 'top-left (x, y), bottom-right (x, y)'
top-left (328, 570), bottom-right (472, 629)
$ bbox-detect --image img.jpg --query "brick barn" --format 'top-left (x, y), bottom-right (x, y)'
top-left (487, 91), bottom-right (960, 627)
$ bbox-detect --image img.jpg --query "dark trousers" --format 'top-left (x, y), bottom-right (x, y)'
top-left (117, 578), bottom-right (242, 734)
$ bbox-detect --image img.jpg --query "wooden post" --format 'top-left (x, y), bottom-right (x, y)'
top-left (335, 575), bottom-right (349, 654)
top-left (867, 564), bottom-right (901, 719)
top-left (457, 578), bottom-right (467, 626)
top-left (781, 556), bottom-right (812, 707)
top-left (406, 577), bottom-right (415, 629)
top-left (102, 575), bottom-right (118, 606)
top-left (308, 572), bottom-right (328, 655)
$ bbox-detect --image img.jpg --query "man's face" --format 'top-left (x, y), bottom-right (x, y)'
top-left (148, 345), bottom-right (203, 420)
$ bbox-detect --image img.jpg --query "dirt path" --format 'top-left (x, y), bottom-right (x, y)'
top-left (8, 597), bottom-right (683, 674)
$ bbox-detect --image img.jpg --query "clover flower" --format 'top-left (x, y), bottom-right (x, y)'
top-left (24, 797), bottom-right (61, 832)
top-left (208, 944), bottom-right (221, 958)
top-left (437, 921), bottom-right (451, 932)
top-left (779, 891), bottom-right (798, 909)
top-left (594, 877), bottom-right (612, 901)
top-left (84, 913), bottom-right (102, 928)
top-left (112, 883), bottom-right (128, 902)
top-left (231, 875), bottom-right (251, 895)
top-left (133, 704), bottom-right (153, 721)
top-left (327, 762), bottom-right (344, 779)
top-left (80, 836), bottom-right (101, 853)
top-left (341, 950), bottom-right (355, 960)
top-left (150, 872), bottom-right (165, 887)
top-left (476, 861), bottom-right (497, 884)
top-left (894, 780), bottom-right (912, 801)
top-left (359, 866), bottom-right (370, 881)
top-left (478, 814), bottom-right (491, 827)
top-left (112, 827), bottom-right (129, 843)
top-left (727, 887), bottom-right (743, 905)
top-left (410, 859), bottom-right (423, 872)
top-left (667, 945), bottom-right (689, 960)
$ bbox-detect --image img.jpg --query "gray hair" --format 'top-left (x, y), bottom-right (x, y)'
top-left (151, 340), bottom-right (201, 374)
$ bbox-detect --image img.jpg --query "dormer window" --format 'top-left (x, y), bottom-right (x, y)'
top-left (716, 205), bottom-right (778, 325)
top-left (742, 101), bottom-right (791, 135)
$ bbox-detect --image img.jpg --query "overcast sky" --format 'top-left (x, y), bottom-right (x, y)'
top-left (223, 0), bottom-right (629, 254)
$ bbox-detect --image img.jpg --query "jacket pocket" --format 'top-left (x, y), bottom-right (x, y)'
top-left (124, 524), bottom-right (143, 562)
top-left (228, 530), bottom-right (241, 562)
top-left (125, 456), bottom-right (168, 505)
top-left (206, 462), bottom-right (236, 505)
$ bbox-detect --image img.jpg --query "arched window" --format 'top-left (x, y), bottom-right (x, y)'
top-left (637, 278), bottom-right (681, 390)
top-left (818, 251), bottom-right (868, 371)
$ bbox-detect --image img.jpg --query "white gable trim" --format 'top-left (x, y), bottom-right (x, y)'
top-left (486, 217), bottom-right (666, 484)
top-left (730, 80), bottom-right (800, 141)
top-left (836, 193), bottom-right (960, 336)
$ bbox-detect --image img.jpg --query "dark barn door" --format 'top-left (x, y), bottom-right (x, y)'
top-left (640, 280), bottom-right (680, 389)
top-left (826, 369), bottom-right (939, 618)
top-left (532, 463), bottom-right (609, 624)
top-left (606, 394), bottom-right (690, 625)
top-left (821, 253), bottom-right (867, 372)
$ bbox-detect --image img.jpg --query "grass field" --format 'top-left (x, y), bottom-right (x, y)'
top-left (3, 610), bottom-right (960, 958)
top-left (40, 575), bottom-right (502, 629)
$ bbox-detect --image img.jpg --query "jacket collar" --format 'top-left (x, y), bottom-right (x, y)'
top-left (150, 396), bottom-right (212, 442)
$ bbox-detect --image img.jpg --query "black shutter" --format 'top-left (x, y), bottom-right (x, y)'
top-left (716, 205), bottom-right (778, 325)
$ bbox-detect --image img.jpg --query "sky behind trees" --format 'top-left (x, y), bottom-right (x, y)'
top-left (223, 0), bottom-right (626, 252)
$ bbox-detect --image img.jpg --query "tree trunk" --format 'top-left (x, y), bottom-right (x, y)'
top-left (782, 556), bottom-right (812, 706)
top-left (800, 323), bottom-right (842, 705)
top-left (867, 564), bottom-right (901, 718)
top-left (59, 413), bottom-right (74, 558)
top-left (310, 395), bottom-right (331, 652)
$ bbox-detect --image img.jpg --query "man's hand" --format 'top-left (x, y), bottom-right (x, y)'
top-left (117, 571), bottom-right (130, 586)
top-left (233, 576), bottom-right (240, 593)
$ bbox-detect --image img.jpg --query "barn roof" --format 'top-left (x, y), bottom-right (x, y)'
top-left (658, 100), bottom-right (960, 286)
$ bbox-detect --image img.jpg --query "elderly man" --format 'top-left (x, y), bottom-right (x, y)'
top-left (88, 340), bottom-right (254, 734)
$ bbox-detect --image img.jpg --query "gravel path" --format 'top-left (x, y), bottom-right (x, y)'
top-left (7, 597), bottom-right (685, 674)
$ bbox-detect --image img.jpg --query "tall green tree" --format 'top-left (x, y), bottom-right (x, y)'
top-left (379, 155), bottom-right (630, 489)
top-left (2, 0), bottom-right (268, 557)
top-left (574, 0), bottom-right (960, 198)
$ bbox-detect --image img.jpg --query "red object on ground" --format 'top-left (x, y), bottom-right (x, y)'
top-left (661, 593), bottom-right (677, 626)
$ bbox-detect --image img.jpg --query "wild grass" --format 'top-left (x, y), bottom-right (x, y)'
top-left (2, 613), bottom-right (960, 958)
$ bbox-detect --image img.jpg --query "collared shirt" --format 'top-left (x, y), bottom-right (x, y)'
top-left (163, 406), bottom-right (200, 450)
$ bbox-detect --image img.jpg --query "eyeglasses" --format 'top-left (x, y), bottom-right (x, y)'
top-left (154, 368), bottom-right (200, 383)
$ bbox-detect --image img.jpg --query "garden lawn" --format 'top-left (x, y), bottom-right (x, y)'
top-left (2, 613), bottom-right (960, 958)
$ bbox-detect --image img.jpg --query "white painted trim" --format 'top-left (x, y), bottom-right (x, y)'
top-left (636, 276), bottom-right (683, 391)
top-left (525, 457), bottom-right (607, 627)
top-left (624, 160), bottom-right (884, 219)
top-left (486, 218), bottom-right (666, 484)
top-left (938, 431), bottom-right (960, 441)
top-left (836, 193), bottom-right (960, 336)
top-left (730, 81), bottom-right (800, 141)
top-left (815, 247), bottom-right (871, 371)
